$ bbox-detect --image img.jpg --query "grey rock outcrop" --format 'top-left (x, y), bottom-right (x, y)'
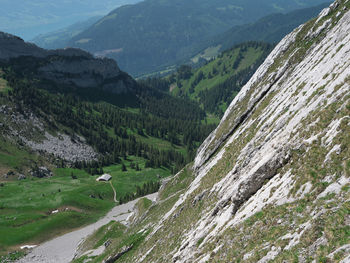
top-left (18, 174), bottom-right (26, 180)
top-left (25, 132), bottom-right (98, 162)
top-left (0, 104), bottom-right (98, 162)
top-left (31, 167), bottom-right (53, 178)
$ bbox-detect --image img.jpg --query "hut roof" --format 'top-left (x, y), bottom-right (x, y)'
top-left (96, 173), bottom-right (112, 181)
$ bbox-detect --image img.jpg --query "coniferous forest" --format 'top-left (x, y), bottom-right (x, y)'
top-left (1, 57), bottom-right (216, 174)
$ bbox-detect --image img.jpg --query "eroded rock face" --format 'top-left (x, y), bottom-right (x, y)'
top-left (37, 53), bottom-right (126, 91)
top-left (104, 245), bottom-right (133, 263)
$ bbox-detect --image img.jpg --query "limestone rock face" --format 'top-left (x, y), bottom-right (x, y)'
top-left (108, 1), bottom-right (350, 262)
top-left (0, 31), bottom-right (136, 94)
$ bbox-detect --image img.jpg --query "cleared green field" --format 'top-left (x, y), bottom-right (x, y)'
top-left (0, 157), bottom-right (170, 252)
top-left (104, 156), bottom-right (170, 200)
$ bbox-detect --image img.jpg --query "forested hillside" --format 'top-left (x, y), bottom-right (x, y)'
top-left (0, 45), bottom-right (215, 174)
top-left (67, 0), bottom-right (329, 75)
top-left (142, 42), bottom-right (273, 117)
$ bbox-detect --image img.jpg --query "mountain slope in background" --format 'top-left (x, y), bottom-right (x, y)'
top-left (68, 1), bottom-right (350, 262)
top-left (0, 32), bottom-right (136, 96)
top-left (192, 2), bottom-right (330, 59)
top-left (169, 42), bottom-right (273, 116)
top-left (31, 16), bottom-right (102, 50)
top-left (67, 0), bottom-right (329, 76)
top-left (0, 0), bottom-right (142, 40)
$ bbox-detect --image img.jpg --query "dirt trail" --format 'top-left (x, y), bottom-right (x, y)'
top-left (16, 193), bottom-right (158, 263)
top-left (110, 181), bottom-right (118, 203)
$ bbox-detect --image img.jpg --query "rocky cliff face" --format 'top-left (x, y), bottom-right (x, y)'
top-left (0, 32), bottom-right (136, 94)
top-left (93, 1), bottom-right (350, 262)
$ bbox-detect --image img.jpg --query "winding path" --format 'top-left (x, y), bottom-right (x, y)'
top-left (110, 181), bottom-right (118, 203)
top-left (16, 193), bottom-right (158, 263)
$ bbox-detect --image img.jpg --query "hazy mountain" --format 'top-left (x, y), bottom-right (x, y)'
top-left (68, 0), bottom-right (330, 76)
top-left (0, 0), bottom-right (142, 40)
top-left (190, 2), bottom-right (330, 61)
top-left (31, 16), bottom-right (102, 50)
top-left (215, 2), bottom-right (331, 50)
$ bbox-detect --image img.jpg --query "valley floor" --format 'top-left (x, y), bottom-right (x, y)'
top-left (15, 193), bottom-right (158, 263)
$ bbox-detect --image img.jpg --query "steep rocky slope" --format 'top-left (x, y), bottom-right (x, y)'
top-left (148, 1), bottom-right (350, 261)
top-left (72, 1), bottom-right (350, 262)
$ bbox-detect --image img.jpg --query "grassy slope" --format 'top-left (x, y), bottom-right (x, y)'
top-left (0, 139), bottom-right (38, 175)
top-left (171, 42), bottom-right (270, 114)
top-left (0, 72), bottom-right (10, 94)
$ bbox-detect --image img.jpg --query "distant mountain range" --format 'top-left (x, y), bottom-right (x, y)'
top-left (59, 0), bottom-right (330, 76)
top-left (0, 0), bottom-right (141, 40)
top-left (31, 16), bottom-right (102, 50)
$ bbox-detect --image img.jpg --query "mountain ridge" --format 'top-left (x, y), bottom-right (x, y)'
top-left (206, 2), bottom-right (331, 53)
top-left (31, 16), bottom-right (102, 50)
top-left (0, 0), bottom-right (142, 40)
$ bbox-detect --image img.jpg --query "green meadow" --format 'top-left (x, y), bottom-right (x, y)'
top-left (0, 156), bottom-right (170, 253)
